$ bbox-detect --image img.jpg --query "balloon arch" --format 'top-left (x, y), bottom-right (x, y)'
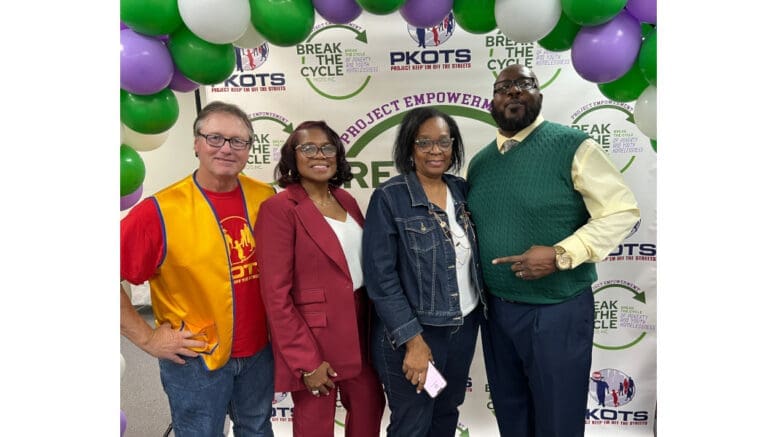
top-left (119, 0), bottom-right (656, 206)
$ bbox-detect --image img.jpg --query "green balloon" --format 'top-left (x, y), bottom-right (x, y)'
top-left (120, 89), bottom-right (180, 135)
top-left (561, 0), bottom-right (627, 26)
top-left (641, 23), bottom-right (655, 38)
top-left (597, 61), bottom-right (649, 102)
top-left (538, 11), bottom-right (581, 52)
top-left (355, 0), bottom-right (406, 15)
top-left (120, 144), bottom-right (146, 196)
top-left (249, 0), bottom-right (315, 47)
top-left (638, 29), bottom-right (657, 86)
top-left (167, 27), bottom-right (236, 85)
top-left (453, 0), bottom-right (496, 34)
top-left (120, 0), bottom-right (183, 36)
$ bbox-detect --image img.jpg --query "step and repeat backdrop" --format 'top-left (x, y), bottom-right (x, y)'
top-left (120, 1), bottom-right (657, 435)
top-left (198, 11), bottom-right (657, 437)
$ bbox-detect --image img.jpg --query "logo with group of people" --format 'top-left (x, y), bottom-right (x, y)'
top-left (589, 369), bottom-right (636, 408)
top-left (407, 12), bottom-right (456, 48)
top-left (236, 44), bottom-right (270, 72)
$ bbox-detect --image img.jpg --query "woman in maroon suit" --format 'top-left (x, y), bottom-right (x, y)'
top-left (256, 121), bottom-right (385, 437)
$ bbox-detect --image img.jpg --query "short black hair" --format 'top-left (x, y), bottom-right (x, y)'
top-left (275, 120), bottom-right (353, 188)
top-left (393, 107), bottom-right (464, 174)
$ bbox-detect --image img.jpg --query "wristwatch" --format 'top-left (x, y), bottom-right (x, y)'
top-left (554, 246), bottom-right (572, 271)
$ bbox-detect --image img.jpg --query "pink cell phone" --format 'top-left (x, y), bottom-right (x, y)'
top-left (423, 361), bottom-right (447, 398)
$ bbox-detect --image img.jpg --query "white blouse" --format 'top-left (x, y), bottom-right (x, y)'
top-left (324, 213), bottom-right (364, 291)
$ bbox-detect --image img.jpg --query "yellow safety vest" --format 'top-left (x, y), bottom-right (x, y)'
top-left (149, 173), bottom-right (275, 370)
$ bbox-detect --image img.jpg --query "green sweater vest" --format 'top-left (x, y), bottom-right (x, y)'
top-left (467, 121), bottom-right (596, 304)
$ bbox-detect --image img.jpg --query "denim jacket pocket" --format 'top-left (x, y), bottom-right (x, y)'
top-left (404, 217), bottom-right (440, 253)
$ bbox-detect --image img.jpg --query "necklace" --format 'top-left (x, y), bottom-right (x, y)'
top-left (311, 189), bottom-right (332, 207)
top-left (429, 208), bottom-right (472, 267)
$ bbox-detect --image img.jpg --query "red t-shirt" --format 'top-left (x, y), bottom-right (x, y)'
top-left (120, 187), bottom-right (268, 357)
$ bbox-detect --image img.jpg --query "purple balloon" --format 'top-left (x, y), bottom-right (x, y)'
top-left (400, 0), bottom-right (453, 29)
top-left (626, 0), bottom-right (656, 24)
top-left (120, 21), bottom-right (128, 30)
top-left (313, 0), bottom-right (363, 24)
top-left (120, 410), bottom-right (128, 436)
top-left (120, 185), bottom-right (144, 211)
top-left (571, 11), bottom-right (642, 83)
top-left (120, 29), bottom-right (174, 95)
top-left (169, 67), bottom-right (201, 93)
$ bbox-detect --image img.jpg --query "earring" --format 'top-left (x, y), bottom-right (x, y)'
top-left (409, 157), bottom-right (415, 169)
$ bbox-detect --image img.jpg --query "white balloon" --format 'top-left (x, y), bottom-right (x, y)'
top-left (495, 0), bottom-right (561, 43)
top-left (233, 24), bottom-right (267, 49)
top-left (121, 353), bottom-right (127, 380)
top-left (178, 0), bottom-right (251, 44)
top-left (634, 85), bottom-right (657, 140)
top-left (122, 124), bottom-right (170, 152)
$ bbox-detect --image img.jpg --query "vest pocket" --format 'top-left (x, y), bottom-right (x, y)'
top-left (180, 320), bottom-right (219, 355)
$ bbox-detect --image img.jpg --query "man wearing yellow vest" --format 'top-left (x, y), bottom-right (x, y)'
top-left (120, 101), bottom-right (276, 436)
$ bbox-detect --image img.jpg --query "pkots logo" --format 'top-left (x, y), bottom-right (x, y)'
top-left (210, 43), bottom-right (286, 93)
top-left (407, 12), bottom-right (455, 49)
top-left (390, 13), bottom-right (471, 70)
top-left (587, 369), bottom-right (648, 425)
top-left (603, 219), bottom-right (657, 263)
top-left (271, 392), bottom-right (294, 422)
top-left (589, 369), bottom-right (635, 408)
top-left (235, 44), bottom-right (269, 72)
top-left (605, 242), bottom-right (656, 262)
top-left (272, 392), bottom-right (288, 405)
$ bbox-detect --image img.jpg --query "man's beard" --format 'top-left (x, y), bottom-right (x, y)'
top-left (490, 103), bottom-right (539, 133)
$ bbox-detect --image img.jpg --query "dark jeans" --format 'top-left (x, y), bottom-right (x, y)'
top-left (159, 345), bottom-right (275, 437)
top-left (482, 289), bottom-right (594, 437)
top-left (371, 308), bottom-right (481, 437)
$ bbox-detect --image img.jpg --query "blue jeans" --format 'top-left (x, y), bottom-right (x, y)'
top-left (159, 345), bottom-right (275, 437)
top-left (371, 308), bottom-right (481, 437)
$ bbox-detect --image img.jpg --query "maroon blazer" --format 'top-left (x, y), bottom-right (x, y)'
top-left (256, 183), bottom-right (370, 392)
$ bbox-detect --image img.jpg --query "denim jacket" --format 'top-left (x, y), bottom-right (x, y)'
top-left (362, 172), bottom-right (486, 348)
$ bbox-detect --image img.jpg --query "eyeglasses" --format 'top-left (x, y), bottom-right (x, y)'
top-left (296, 143), bottom-right (338, 158)
top-left (415, 137), bottom-right (454, 152)
top-left (197, 132), bottom-right (252, 151)
top-left (493, 78), bottom-right (537, 95)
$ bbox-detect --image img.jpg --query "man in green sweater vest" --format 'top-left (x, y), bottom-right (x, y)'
top-left (467, 65), bottom-right (640, 437)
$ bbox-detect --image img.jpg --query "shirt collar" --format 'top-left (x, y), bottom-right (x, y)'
top-left (496, 114), bottom-right (544, 153)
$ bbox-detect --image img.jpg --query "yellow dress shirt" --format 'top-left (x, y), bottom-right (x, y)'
top-left (495, 115), bottom-right (641, 268)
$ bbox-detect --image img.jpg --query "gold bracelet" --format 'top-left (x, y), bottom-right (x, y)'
top-left (302, 368), bottom-right (317, 378)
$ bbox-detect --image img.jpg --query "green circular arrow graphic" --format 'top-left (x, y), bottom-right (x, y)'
top-left (592, 283), bottom-right (649, 351)
top-left (303, 24), bottom-right (371, 100)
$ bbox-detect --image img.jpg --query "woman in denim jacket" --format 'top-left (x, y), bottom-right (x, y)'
top-left (362, 107), bottom-right (486, 437)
